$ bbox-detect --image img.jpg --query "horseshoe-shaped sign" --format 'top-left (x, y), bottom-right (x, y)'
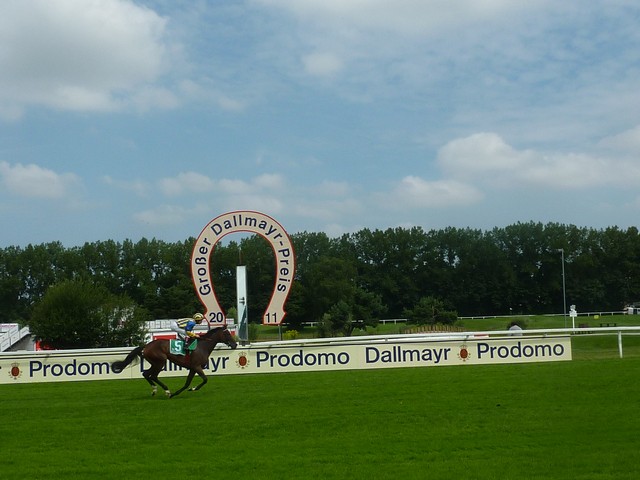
top-left (191, 211), bottom-right (295, 326)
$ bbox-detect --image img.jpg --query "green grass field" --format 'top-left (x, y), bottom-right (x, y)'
top-left (2, 338), bottom-right (640, 480)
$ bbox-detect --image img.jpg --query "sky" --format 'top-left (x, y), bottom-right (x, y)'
top-left (1, 0), bottom-right (640, 247)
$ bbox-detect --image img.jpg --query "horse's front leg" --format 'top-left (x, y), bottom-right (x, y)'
top-left (169, 369), bottom-right (197, 398)
top-left (191, 367), bottom-right (208, 391)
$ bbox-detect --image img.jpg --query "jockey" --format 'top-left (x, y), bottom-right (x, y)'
top-left (170, 313), bottom-right (204, 349)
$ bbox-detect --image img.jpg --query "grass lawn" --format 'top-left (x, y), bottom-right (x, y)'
top-left (255, 313), bottom-right (640, 340)
top-left (2, 353), bottom-right (639, 479)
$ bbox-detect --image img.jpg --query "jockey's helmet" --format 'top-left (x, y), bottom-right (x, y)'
top-left (193, 313), bottom-right (204, 323)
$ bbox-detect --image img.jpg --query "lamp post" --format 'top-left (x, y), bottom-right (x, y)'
top-left (558, 248), bottom-right (567, 328)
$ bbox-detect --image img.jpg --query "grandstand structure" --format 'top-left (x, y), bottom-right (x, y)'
top-left (1, 324), bottom-right (31, 352)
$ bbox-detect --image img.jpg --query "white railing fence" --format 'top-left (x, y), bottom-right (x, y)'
top-left (255, 326), bottom-right (640, 359)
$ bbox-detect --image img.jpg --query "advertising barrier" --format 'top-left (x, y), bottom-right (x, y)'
top-left (1, 335), bottom-right (571, 385)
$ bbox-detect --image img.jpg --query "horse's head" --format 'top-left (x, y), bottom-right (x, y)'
top-left (204, 325), bottom-right (238, 349)
top-left (220, 325), bottom-right (238, 350)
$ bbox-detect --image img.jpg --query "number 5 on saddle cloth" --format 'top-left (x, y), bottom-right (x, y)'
top-left (169, 339), bottom-right (198, 356)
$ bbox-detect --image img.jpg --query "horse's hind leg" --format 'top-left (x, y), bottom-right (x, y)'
top-left (144, 365), bottom-right (170, 397)
top-left (142, 368), bottom-right (159, 396)
top-left (151, 370), bottom-right (171, 397)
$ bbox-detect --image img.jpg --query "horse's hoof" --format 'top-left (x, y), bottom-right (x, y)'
top-left (165, 390), bottom-right (171, 397)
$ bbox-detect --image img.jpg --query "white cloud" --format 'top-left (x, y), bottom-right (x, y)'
top-left (220, 195), bottom-right (285, 214)
top-left (213, 174), bottom-right (286, 195)
top-left (157, 172), bottom-right (284, 199)
top-left (322, 223), bottom-right (350, 238)
top-left (250, 0), bottom-right (567, 107)
top-left (291, 196), bottom-right (363, 221)
top-left (383, 176), bottom-right (484, 209)
top-left (256, 0), bottom-right (543, 35)
top-left (0, 161), bottom-right (82, 199)
top-left (598, 125), bottom-right (640, 153)
top-left (215, 175), bottom-right (289, 213)
top-left (128, 172), bottom-right (363, 231)
top-left (437, 132), bottom-right (640, 189)
top-left (131, 173), bottom-right (288, 229)
top-left (133, 204), bottom-right (192, 227)
top-left (628, 195), bottom-right (640, 211)
top-left (302, 52), bottom-right (343, 77)
top-left (253, 173), bottom-right (286, 190)
top-left (130, 86), bottom-right (180, 112)
top-left (0, 0), bottom-right (172, 117)
top-left (314, 180), bottom-right (350, 197)
top-left (103, 175), bottom-right (149, 197)
top-left (178, 80), bottom-right (246, 112)
top-left (217, 178), bottom-right (252, 194)
top-left (159, 172), bottom-right (215, 196)
top-left (438, 133), bottom-right (529, 174)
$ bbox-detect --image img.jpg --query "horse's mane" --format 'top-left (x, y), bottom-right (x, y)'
top-left (201, 326), bottom-right (227, 339)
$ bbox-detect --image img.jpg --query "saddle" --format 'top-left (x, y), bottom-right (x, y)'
top-left (169, 339), bottom-right (198, 356)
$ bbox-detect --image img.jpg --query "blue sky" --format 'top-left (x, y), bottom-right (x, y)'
top-left (1, 0), bottom-right (640, 247)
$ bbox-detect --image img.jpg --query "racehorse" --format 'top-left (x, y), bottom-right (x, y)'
top-left (111, 325), bottom-right (238, 398)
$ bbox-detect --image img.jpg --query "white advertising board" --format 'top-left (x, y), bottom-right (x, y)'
top-left (1, 335), bottom-right (571, 385)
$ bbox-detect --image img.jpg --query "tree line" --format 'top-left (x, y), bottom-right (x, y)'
top-left (1, 222), bottom-right (639, 347)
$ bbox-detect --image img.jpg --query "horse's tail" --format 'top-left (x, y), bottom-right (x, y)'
top-left (111, 345), bottom-right (144, 374)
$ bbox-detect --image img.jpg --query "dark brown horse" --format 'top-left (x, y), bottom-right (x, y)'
top-left (111, 326), bottom-right (237, 398)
